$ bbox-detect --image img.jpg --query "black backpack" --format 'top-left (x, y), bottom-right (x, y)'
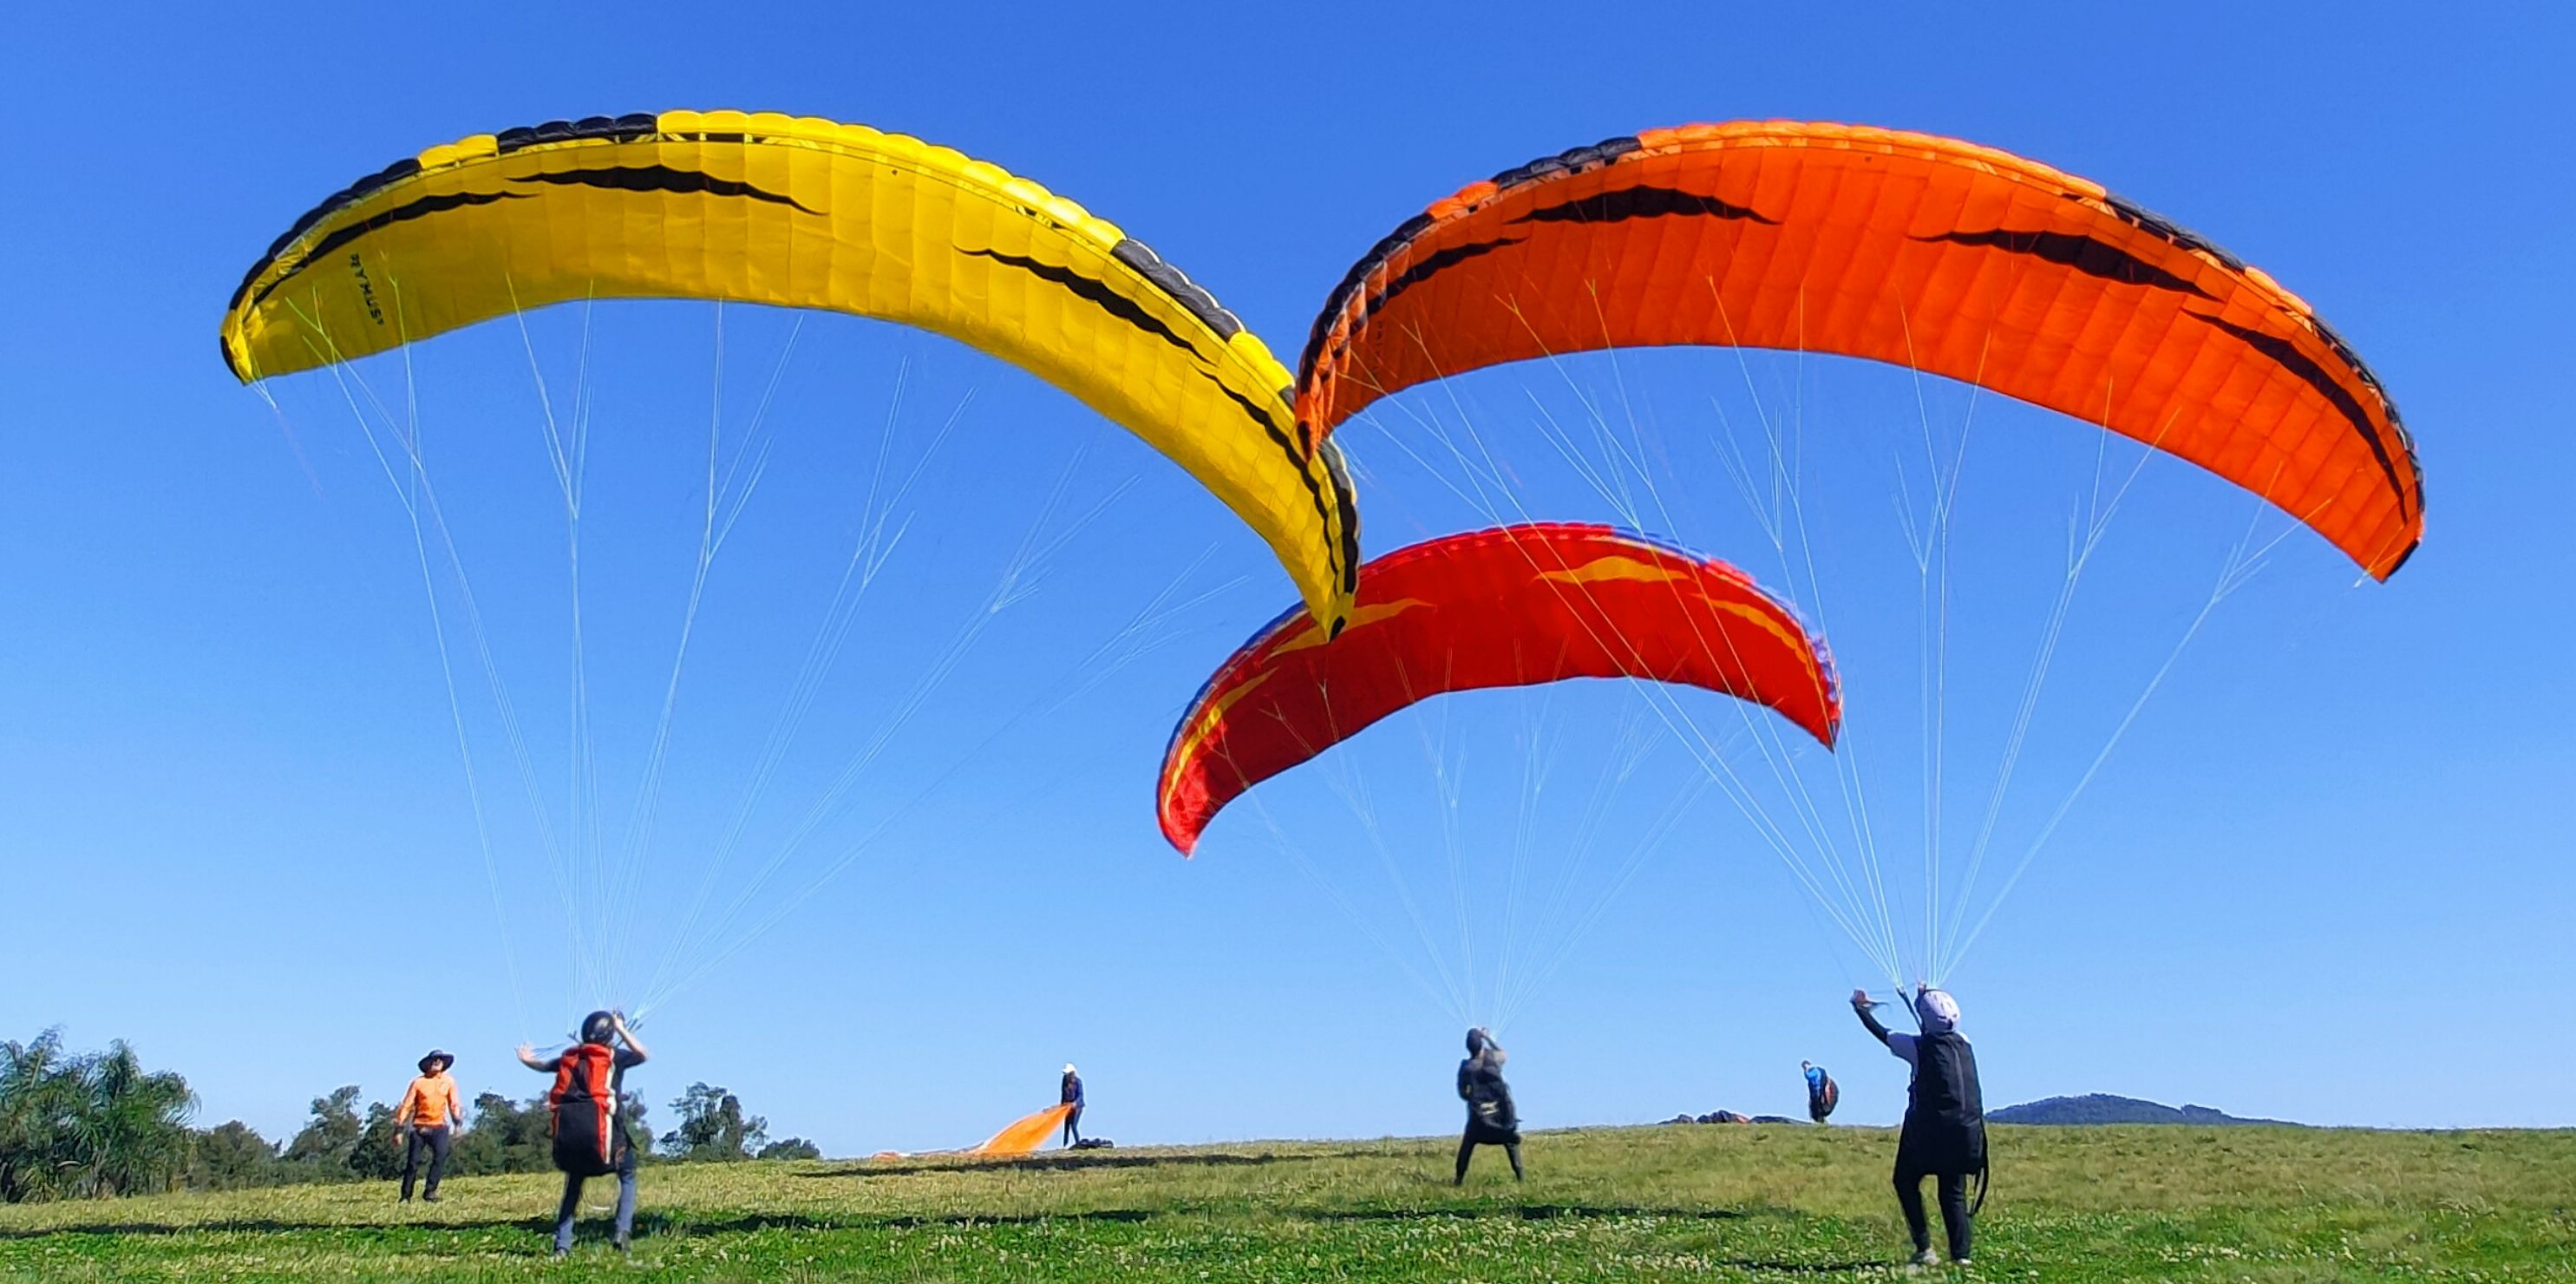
top-left (1909, 1032), bottom-right (1989, 1210)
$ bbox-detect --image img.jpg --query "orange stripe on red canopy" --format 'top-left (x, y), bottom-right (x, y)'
top-left (1156, 523), bottom-right (1836, 854)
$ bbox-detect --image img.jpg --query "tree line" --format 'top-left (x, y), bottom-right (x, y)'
top-left (1, 1029), bottom-right (817, 1202)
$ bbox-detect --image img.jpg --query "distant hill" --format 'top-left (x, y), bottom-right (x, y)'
top-left (1990, 1094), bottom-right (2298, 1126)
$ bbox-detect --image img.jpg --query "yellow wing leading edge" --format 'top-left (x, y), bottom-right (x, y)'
top-left (220, 109), bottom-right (1357, 631)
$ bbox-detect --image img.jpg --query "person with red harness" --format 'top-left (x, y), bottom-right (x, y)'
top-left (519, 1010), bottom-right (651, 1259)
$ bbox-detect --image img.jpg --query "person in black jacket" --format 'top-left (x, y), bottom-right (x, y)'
top-left (1454, 1027), bottom-right (1523, 1183)
top-left (1853, 986), bottom-right (1984, 1268)
top-left (1060, 1065), bottom-right (1084, 1146)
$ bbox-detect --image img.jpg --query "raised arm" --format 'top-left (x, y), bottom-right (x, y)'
top-left (517, 1044), bottom-right (559, 1073)
top-left (611, 1012), bottom-right (651, 1063)
top-left (1850, 990), bottom-right (1893, 1046)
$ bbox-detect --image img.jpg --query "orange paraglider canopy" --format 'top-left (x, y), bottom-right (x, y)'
top-left (1158, 523), bottom-right (1837, 854)
top-left (1297, 121), bottom-right (2422, 579)
top-left (964, 1104), bottom-right (1074, 1157)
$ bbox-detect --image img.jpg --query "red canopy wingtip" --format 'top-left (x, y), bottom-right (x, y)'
top-left (1157, 804), bottom-right (1204, 857)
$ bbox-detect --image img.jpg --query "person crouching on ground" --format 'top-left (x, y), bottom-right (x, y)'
top-left (519, 1010), bottom-right (650, 1259)
top-left (1852, 986), bottom-right (1985, 1268)
top-left (1060, 1064), bottom-right (1085, 1146)
top-left (1455, 1027), bottom-right (1523, 1183)
top-left (395, 1050), bottom-right (464, 1202)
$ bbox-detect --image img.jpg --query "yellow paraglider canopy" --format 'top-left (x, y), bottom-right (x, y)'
top-left (220, 109), bottom-right (1358, 631)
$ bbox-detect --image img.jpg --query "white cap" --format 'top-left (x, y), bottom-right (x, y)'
top-left (1063, 1064), bottom-right (1077, 1075)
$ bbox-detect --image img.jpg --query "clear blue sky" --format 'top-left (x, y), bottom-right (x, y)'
top-left (2, 2), bottom-right (2568, 1156)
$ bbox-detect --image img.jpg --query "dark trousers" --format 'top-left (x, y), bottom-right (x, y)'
top-left (1061, 1104), bottom-right (1082, 1145)
top-left (1894, 1165), bottom-right (1972, 1261)
top-left (555, 1147), bottom-right (638, 1254)
top-left (400, 1125), bottom-right (450, 1200)
top-left (1455, 1134), bottom-right (1523, 1182)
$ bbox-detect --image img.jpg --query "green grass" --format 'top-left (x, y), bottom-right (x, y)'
top-left (2, 1124), bottom-right (2570, 1281)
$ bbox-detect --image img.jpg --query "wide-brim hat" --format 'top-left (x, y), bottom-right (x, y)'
top-left (420, 1050), bottom-right (454, 1072)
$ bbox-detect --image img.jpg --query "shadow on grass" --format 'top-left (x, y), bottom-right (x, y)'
top-left (1701, 1261), bottom-right (1894, 1275)
top-left (0, 1208), bottom-right (1165, 1243)
top-left (0, 1216), bottom-right (559, 1242)
top-left (3, 1201), bottom-right (1876, 1268)
top-left (1303, 1204), bottom-right (1749, 1222)
top-left (808, 1149), bottom-right (1387, 1178)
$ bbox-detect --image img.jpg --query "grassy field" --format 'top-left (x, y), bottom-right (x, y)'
top-left (1, 1124), bottom-right (2569, 1281)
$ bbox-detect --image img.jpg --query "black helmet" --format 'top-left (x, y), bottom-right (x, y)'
top-left (581, 1011), bottom-right (617, 1045)
top-left (418, 1050), bottom-right (453, 1073)
top-left (1465, 1027), bottom-right (1489, 1054)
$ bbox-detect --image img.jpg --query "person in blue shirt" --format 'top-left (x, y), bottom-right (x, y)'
top-left (1853, 986), bottom-right (1984, 1268)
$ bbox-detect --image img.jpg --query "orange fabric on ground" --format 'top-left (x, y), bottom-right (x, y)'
top-left (1298, 121), bottom-right (2422, 579)
top-left (396, 1073), bottom-right (462, 1128)
top-left (965, 1104), bottom-right (1075, 1156)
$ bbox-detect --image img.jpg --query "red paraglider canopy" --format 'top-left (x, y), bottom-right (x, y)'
top-left (1157, 523), bottom-right (1838, 853)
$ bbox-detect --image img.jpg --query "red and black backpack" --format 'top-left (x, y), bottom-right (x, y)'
top-left (547, 1043), bottom-right (620, 1176)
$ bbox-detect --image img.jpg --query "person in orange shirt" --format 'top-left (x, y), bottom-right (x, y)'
top-left (395, 1050), bottom-right (466, 1202)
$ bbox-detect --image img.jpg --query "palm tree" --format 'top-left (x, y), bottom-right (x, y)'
top-left (0, 1029), bottom-right (194, 1202)
top-left (0, 1030), bottom-right (78, 1202)
top-left (68, 1042), bottom-right (193, 1196)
